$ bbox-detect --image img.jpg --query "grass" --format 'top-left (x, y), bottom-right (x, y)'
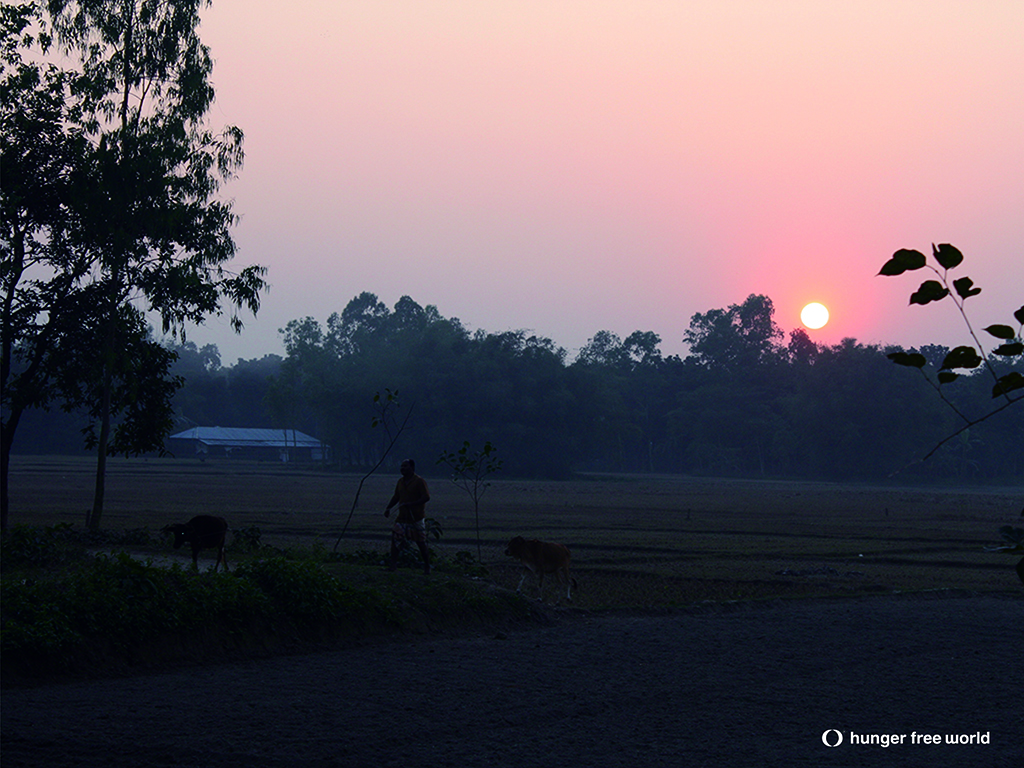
top-left (2, 456), bottom-right (1021, 683)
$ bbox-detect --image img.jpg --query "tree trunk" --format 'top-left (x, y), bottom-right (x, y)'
top-left (88, 314), bottom-right (116, 532)
top-left (88, 363), bottom-right (113, 531)
top-left (0, 407), bottom-right (22, 532)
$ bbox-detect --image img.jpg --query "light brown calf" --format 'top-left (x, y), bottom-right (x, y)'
top-left (505, 536), bottom-right (578, 602)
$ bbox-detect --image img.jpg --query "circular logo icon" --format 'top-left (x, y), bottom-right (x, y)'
top-left (822, 730), bottom-right (843, 748)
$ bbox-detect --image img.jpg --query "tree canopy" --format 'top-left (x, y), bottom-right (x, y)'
top-left (1, 1), bottom-right (267, 529)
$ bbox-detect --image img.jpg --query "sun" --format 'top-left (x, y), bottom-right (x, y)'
top-left (800, 302), bottom-right (829, 330)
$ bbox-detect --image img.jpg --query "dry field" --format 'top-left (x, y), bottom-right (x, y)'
top-left (6, 455), bottom-right (1023, 607)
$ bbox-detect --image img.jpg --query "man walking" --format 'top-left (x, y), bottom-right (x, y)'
top-left (384, 458), bottom-right (432, 574)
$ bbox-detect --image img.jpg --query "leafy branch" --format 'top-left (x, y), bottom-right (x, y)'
top-left (437, 441), bottom-right (502, 563)
top-left (333, 389), bottom-right (412, 551)
top-left (879, 243), bottom-right (1023, 463)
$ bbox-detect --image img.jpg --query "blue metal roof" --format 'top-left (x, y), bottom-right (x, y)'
top-left (169, 427), bottom-right (324, 448)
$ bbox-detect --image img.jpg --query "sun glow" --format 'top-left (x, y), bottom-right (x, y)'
top-left (800, 302), bottom-right (830, 330)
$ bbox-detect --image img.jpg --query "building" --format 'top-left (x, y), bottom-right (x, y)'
top-left (168, 427), bottom-right (330, 462)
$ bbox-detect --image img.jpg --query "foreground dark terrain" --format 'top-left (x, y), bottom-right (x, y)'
top-left (2, 594), bottom-right (1021, 768)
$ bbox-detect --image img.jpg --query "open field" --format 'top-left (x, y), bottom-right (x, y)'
top-left (7, 455), bottom-right (1023, 606)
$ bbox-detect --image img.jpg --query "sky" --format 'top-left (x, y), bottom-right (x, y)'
top-left (183, 0), bottom-right (1023, 364)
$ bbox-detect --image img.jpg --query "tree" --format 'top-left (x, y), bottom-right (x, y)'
top-left (55, 301), bottom-right (181, 454)
top-left (787, 328), bottom-right (819, 366)
top-left (683, 294), bottom-right (783, 369)
top-left (437, 441), bottom-right (502, 563)
top-left (674, 296), bottom-right (787, 475)
top-left (576, 330), bottom-right (628, 368)
top-left (2, 2), bottom-right (93, 530)
top-left (879, 244), bottom-right (1023, 462)
top-left (572, 332), bottom-right (639, 469)
top-left (328, 292), bottom-right (391, 357)
top-left (166, 340), bottom-right (227, 430)
top-left (623, 330), bottom-right (663, 370)
top-left (1, 1), bottom-right (267, 530)
top-left (267, 317), bottom-right (335, 450)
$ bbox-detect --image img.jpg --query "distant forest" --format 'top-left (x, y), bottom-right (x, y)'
top-left (13, 292), bottom-right (1024, 483)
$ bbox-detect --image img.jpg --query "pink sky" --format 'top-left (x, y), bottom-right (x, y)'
top-left (185, 0), bottom-right (1023, 363)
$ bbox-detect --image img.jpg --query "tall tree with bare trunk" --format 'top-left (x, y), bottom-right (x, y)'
top-left (1, 0), bottom-right (266, 530)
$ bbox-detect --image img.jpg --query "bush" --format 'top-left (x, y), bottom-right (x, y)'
top-left (327, 545), bottom-right (488, 577)
top-left (0, 523), bottom-right (85, 572)
top-left (228, 525), bottom-right (263, 553)
top-left (0, 577), bottom-right (80, 657)
top-left (1, 529), bottom-right (532, 684)
top-left (233, 556), bottom-right (384, 625)
top-left (1, 552), bottom-right (268, 660)
top-left (1, 524), bottom-right (165, 574)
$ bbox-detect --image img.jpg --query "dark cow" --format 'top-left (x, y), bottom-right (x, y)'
top-left (505, 535), bottom-right (578, 602)
top-left (163, 515), bottom-right (229, 571)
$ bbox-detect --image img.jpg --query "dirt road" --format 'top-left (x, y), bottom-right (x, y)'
top-left (2, 594), bottom-right (1021, 768)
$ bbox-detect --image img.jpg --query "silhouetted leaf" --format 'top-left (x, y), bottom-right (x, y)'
top-left (983, 324), bottom-right (1016, 340)
top-left (932, 243), bottom-right (963, 270)
top-left (937, 371), bottom-right (959, 384)
top-left (909, 280), bottom-right (949, 305)
top-left (878, 249), bottom-right (926, 276)
top-left (992, 372), bottom-right (1024, 397)
top-left (993, 342), bottom-right (1024, 356)
top-left (952, 277), bottom-right (982, 299)
top-left (1015, 306), bottom-right (1024, 325)
top-left (941, 346), bottom-right (982, 370)
top-left (887, 351), bottom-right (926, 368)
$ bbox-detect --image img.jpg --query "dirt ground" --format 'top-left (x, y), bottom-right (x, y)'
top-left (2, 593), bottom-right (1021, 768)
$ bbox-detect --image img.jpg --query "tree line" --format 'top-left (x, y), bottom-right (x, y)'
top-left (273, 291), bottom-right (1021, 481)
top-left (15, 291), bottom-right (1020, 483)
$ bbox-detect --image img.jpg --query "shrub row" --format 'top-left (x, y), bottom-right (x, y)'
top-left (1, 526), bottom-right (530, 685)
